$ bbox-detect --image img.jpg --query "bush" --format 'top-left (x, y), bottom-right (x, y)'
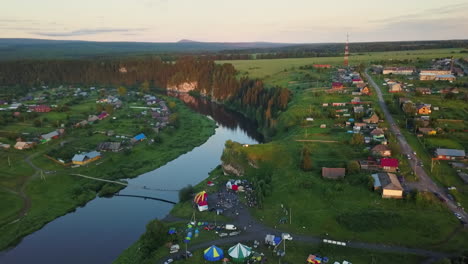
top-left (140, 220), bottom-right (167, 257)
top-left (178, 185), bottom-right (194, 202)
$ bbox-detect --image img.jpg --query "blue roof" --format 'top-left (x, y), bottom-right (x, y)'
top-left (72, 154), bottom-right (86, 162)
top-left (134, 133), bottom-right (146, 140)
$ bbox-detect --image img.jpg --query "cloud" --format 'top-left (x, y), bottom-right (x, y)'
top-left (31, 28), bottom-right (148, 37)
top-left (369, 2), bottom-right (468, 23)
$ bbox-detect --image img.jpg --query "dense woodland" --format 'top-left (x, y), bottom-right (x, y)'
top-left (0, 57), bottom-right (290, 134)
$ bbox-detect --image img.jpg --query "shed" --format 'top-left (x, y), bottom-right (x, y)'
top-left (322, 168), bottom-right (346, 180)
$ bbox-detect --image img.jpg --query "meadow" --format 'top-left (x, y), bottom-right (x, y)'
top-left (218, 48), bottom-right (467, 78)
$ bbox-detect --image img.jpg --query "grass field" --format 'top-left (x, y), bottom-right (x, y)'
top-left (218, 48), bottom-right (467, 78)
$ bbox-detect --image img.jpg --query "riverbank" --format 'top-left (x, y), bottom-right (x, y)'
top-left (0, 99), bottom-right (216, 251)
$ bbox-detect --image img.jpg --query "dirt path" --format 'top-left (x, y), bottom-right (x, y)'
top-left (365, 69), bottom-right (468, 224)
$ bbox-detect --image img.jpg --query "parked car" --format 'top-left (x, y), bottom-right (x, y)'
top-left (454, 213), bottom-right (463, 220)
top-left (225, 224), bottom-right (237, 230)
top-left (229, 231), bottom-right (241, 236)
top-left (164, 258), bottom-right (174, 264)
top-left (281, 233), bottom-right (293, 240)
top-left (219, 233), bottom-right (228, 238)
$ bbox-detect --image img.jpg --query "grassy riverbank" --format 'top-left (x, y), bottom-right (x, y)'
top-left (0, 100), bottom-right (216, 250)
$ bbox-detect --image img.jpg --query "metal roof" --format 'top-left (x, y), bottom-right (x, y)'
top-left (436, 148), bottom-right (465, 157)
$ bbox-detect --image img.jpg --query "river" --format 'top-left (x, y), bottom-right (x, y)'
top-left (0, 94), bottom-right (261, 264)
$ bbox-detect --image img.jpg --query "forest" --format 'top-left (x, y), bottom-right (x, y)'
top-left (0, 57), bottom-right (290, 133)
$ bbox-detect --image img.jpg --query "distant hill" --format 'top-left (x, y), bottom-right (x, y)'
top-left (0, 38), bottom-right (297, 60)
top-left (0, 38), bottom-right (466, 61)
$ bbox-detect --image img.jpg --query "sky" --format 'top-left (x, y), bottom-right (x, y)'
top-left (1, 0), bottom-right (468, 43)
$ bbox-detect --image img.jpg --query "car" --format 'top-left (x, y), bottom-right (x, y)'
top-left (407, 154), bottom-right (411, 160)
top-left (225, 224), bottom-right (237, 230)
top-left (281, 233), bottom-right (293, 240)
top-left (454, 213), bottom-right (463, 220)
top-left (229, 231), bottom-right (241, 236)
top-left (164, 258), bottom-right (174, 264)
top-left (219, 233), bottom-right (228, 238)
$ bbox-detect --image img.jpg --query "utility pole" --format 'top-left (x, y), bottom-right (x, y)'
top-left (8, 155), bottom-right (11, 167)
top-left (289, 208), bottom-right (292, 225)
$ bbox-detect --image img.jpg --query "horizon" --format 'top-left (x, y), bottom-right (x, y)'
top-left (1, 0), bottom-right (468, 43)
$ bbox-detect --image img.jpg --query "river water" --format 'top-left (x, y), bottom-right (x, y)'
top-left (0, 94), bottom-right (261, 264)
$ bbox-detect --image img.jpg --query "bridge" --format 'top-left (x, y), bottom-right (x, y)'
top-left (71, 173), bottom-right (180, 192)
top-left (114, 194), bottom-right (177, 204)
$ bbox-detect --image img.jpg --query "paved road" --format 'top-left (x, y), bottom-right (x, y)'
top-left (364, 69), bottom-right (468, 223)
top-left (159, 189), bottom-right (452, 263)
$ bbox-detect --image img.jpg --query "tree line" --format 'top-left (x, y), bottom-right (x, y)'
top-left (0, 57), bottom-right (290, 134)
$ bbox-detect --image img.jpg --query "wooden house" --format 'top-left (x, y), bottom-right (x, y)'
top-left (72, 151), bottom-right (101, 165)
top-left (371, 144), bottom-right (392, 157)
top-left (322, 168), bottom-right (346, 180)
top-left (380, 158), bottom-right (399, 172)
top-left (372, 173), bottom-right (403, 199)
top-left (435, 149), bottom-right (466, 160)
top-left (416, 104), bottom-right (431, 115)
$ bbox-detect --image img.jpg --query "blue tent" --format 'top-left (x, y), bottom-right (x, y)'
top-left (133, 133), bottom-right (146, 141)
top-left (204, 245), bottom-right (224, 261)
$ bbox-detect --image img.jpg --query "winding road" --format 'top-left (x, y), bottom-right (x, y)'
top-left (364, 69), bottom-right (468, 223)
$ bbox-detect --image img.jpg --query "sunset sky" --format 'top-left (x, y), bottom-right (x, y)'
top-left (1, 0), bottom-right (467, 43)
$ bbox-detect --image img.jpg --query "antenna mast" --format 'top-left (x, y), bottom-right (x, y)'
top-left (344, 33), bottom-right (349, 67)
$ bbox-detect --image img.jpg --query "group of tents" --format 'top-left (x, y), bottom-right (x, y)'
top-left (204, 243), bottom-right (252, 262)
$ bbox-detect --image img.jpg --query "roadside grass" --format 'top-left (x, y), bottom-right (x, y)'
top-left (218, 48), bottom-right (466, 78)
top-left (0, 190), bottom-right (23, 226)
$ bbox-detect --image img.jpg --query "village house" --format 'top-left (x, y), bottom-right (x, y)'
top-left (352, 78), bottom-right (364, 84)
top-left (332, 102), bottom-right (347, 107)
top-left (29, 105), bottom-right (52, 113)
top-left (359, 159), bottom-right (380, 170)
top-left (360, 86), bottom-right (371, 95)
top-left (388, 83), bottom-right (403, 93)
top-left (372, 173), bottom-right (403, 199)
top-left (98, 112), bottom-right (109, 120)
top-left (398, 97), bottom-right (412, 106)
top-left (351, 97), bottom-right (361, 104)
top-left (0, 143), bottom-right (11, 149)
top-left (416, 104), bottom-right (431, 115)
top-left (436, 74), bottom-right (456, 81)
top-left (75, 120), bottom-right (89, 128)
top-left (313, 64), bottom-right (331, 69)
top-left (371, 144), bottom-right (392, 157)
top-left (40, 131), bottom-right (60, 143)
top-left (72, 151), bottom-right (102, 165)
top-left (353, 106), bottom-right (364, 113)
top-left (97, 142), bottom-right (122, 152)
top-left (415, 88), bottom-right (432, 95)
top-left (435, 149), bottom-right (466, 160)
top-left (441, 87), bottom-right (459, 94)
top-left (383, 67), bottom-right (415, 75)
top-left (331, 82), bottom-right (344, 89)
top-left (14, 141), bottom-right (35, 150)
top-left (363, 113), bottom-right (379, 124)
top-left (420, 69), bottom-right (452, 75)
top-left (380, 158), bottom-right (399, 172)
top-left (418, 127), bottom-right (437, 136)
top-left (322, 167), bottom-right (346, 180)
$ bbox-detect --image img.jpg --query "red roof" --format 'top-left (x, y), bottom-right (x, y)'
top-left (352, 78), bottom-right (362, 82)
top-left (380, 158), bottom-right (398, 167)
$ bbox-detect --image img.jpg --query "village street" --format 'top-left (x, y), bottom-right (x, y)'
top-left (364, 69), bottom-right (468, 223)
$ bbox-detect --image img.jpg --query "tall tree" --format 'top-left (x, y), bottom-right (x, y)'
top-left (117, 86), bottom-right (127, 96)
top-left (300, 147), bottom-right (312, 171)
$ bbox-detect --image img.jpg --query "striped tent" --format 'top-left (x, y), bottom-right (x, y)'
top-left (204, 245), bottom-right (224, 261)
top-left (228, 243), bottom-right (252, 262)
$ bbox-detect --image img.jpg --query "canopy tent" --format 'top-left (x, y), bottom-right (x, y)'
top-left (228, 243), bottom-right (252, 262)
top-left (168, 227), bottom-right (177, 235)
top-left (194, 191), bottom-right (207, 204)
top-left (204, 245), bottom-right (224, 261)
top-left (307, 254), bottom-right (327, 264)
